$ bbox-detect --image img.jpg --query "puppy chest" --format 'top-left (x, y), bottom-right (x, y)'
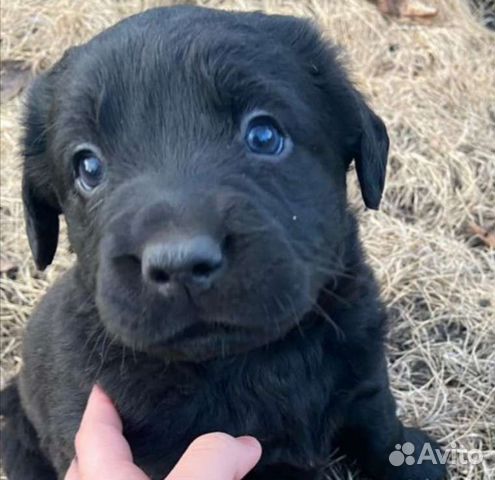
top-left (117, 355), bottom-right (342, 473)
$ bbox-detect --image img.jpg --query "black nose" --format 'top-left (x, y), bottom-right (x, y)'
top-left (142, 235), bottom-right (224, 289)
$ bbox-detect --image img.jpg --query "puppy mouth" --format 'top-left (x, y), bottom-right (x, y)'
top-left (162, 322), bottom-right (254, 345)
top-left (96, 254), bottom-right (313, 359)
top-left (144, 317), bottom-right (297, 360)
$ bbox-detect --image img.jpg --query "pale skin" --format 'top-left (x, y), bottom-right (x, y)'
top-left (64, 385), bottom-right (262, 480)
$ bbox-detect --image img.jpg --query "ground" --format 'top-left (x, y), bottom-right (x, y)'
top-left (0, 1), bottom-right (494, 479)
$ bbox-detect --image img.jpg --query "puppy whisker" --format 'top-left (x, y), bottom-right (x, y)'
top-left (87, 197), bottom-right (105, 215)
top-left (309, 300), bottom-right (346, 342)
top-left (85, 327), bottom-right (107, 374)
top-left (319, 286), bottom-right (353, 308)
top-left (94, 330), bottom-right (111, 380)
top-left (120, 344), bottom-right (127, 378)
top-left (283, 292), bottom-right (305, 340)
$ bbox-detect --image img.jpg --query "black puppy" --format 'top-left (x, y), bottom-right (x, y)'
top-left (0, 6), bottom-right (447, 480)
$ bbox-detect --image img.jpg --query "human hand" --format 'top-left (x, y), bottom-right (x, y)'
top-left (65, 385), bottom-right (262, 480)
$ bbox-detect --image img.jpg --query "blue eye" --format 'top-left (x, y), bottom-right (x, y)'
top-left (245, 116), bottom-right (285, 156)
top-left (74, 149), bottom-right (105, 192)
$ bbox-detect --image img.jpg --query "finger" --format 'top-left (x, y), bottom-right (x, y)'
top-left (166, 432), bottom-right (262, 480)
top-left (64, 458), bottom-right (80, 480)
top-left (75, 384), bottom-right (148, 480)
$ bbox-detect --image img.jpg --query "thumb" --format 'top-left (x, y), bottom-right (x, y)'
top-left (166, 432), bottom-right (262, 480)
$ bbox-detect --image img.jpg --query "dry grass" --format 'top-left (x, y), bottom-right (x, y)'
top-left (1, 0), bottom-right (494, 478)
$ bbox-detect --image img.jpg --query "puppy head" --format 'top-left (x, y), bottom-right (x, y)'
top-left (22, 6), bottom-right (388, 360)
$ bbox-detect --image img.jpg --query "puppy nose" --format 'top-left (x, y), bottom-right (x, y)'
top-left (142, 235), bottom-right (224, 289)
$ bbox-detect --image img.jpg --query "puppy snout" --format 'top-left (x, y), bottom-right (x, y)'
top-left (142, 235), bottom-right (224, 290)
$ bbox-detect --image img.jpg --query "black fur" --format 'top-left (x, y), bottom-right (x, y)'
top-left (0, 6), bottom-right (446, 480)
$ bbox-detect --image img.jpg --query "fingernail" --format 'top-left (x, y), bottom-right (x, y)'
top-left (92, 384), bottom-right (107, 398)
top-left (89, 384), bottom-right (107, 404)
top-left (237, 436), bottom-right (262, 451)
top-left (93, 383), bottom-right (103, 393)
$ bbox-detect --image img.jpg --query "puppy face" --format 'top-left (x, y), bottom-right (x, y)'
top-left (22, 6), bottom-right (388, 360)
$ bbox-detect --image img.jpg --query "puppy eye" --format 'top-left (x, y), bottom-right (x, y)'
top-left (245, 116), bottom-right (285, 156)
top-left (73, 149), bottom-right (105, 192)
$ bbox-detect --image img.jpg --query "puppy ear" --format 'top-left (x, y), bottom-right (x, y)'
top-left (22, 51), bottom-right (75, 269)
top-left (22, 76), bottom-right (61, 270)
top-left (22, 177), bottom-right (60, 271)
top-left (352, 101), bottom-right (389, 210)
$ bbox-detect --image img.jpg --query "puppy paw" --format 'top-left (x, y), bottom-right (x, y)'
top-left (385, 427), bottom-right (447, 480)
